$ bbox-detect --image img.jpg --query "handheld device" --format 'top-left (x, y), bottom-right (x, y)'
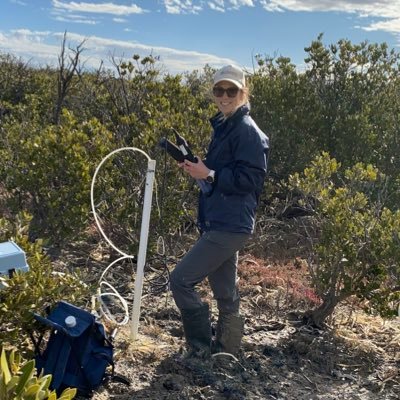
top-left (159, 131), bottom-right (197, 163)
top-left (159, 131), bottom-right (212, 194)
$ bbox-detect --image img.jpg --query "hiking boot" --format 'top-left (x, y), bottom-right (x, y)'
top-left (180, 304), bottom-right (212, 357)
top-left (213, 312), bottom-right (245, 356)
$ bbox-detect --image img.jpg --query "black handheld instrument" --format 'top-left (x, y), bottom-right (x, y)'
top-left (159, 131), bottom-right (197, 163)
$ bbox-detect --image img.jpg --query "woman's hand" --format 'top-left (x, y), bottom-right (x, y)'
top-left (179, 158), bottom-right (210, 179)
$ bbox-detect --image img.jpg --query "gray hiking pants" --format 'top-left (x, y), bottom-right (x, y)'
top-left (170, 230), bottom-right (250, 314)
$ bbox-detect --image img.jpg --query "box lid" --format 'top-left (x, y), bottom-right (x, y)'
top-left (0, 241), bottom-right (24, 257)
top-left (0, 241), bottom-right (28, 272)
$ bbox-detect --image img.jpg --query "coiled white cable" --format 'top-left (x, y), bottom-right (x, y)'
top-left (90, 147), bottom-right (151, 325)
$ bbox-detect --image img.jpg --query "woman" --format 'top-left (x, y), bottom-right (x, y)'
top-left (170, 64), bottom-right (269, 356)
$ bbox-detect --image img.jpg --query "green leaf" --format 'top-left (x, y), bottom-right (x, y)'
top-left (9, 350), bottom-right (16, 373)
top-left (6, 375), bottom-right (20, 393)
top-left (23, 383), bottom-right (41, 399)
top-left (58, 387), bottom-right (77, 399)
top-left (0, 376), bottom-right (7, 400)
top-left (47, 391), bottom-right (57, 400)
top-left (38, 375), bottom-right (52, 392)
top-left (0, 348), bottom-right (11, 384)
top-left (15, 360), bottom-right (35, 396)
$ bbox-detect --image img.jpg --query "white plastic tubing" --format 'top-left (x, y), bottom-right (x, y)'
top-left (90, 147), bottom-right (156, 341)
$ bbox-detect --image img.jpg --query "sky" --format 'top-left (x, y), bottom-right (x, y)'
top-left (0, 0), bottom-right (399, 75)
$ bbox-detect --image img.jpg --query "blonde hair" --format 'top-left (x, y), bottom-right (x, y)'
top-left (240, 86), bottom-right (250, 104)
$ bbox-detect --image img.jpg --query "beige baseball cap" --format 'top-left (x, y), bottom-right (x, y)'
top-left (213, 65), bottom-right (245, 89)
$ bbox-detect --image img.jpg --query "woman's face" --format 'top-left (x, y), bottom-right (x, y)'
top-left (213, 81), bottom-right (244, 116)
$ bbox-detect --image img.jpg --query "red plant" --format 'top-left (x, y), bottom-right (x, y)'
top-left (238, 256), bottom-right (321, 308)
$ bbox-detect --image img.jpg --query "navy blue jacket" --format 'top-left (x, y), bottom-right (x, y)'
top-left (198, 104), bottom-right (269, 234)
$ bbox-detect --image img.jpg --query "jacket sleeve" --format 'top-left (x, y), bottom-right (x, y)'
top-left (216, 124), bottom-right (269, 196)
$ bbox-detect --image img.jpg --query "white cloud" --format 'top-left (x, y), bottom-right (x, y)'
top-left (211, 0), bottom-right (225, 5)
top-left (258, 1), bottom-right (400, 33)
top-left (229, 0), bottom-right (254, 8)
top-left (207, 0), bottom-right (255, 12)
top-left (257, 1), bottom-right (394, 14)
top-left (52, 0), bottom-right (146, 15)
top-left (257, 1), bottom-right (400, 19)
top-left (0, 30), bottom-right (61, 66)
top-left (54, 15), bottom-right (99, 24)
top-left (113, 18), bottom-right (127, 23)
top-left (0, 29), bottom-right (237, 73)
top-left (10, 0), bottom-right (27, 5)
top-left (208, 1), bottom-right (225, 12)
top-left (163, 0), bottom-right (203, 14)
top-left (258, 0), bottom-right (283, 12)
top-left (362, 18), bottom-right (400, 33)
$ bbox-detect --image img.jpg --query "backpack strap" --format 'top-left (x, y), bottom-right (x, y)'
top-left (29, 329), bottom-right (43, 356)
top-left (109, 374), bottom-right (131, 386)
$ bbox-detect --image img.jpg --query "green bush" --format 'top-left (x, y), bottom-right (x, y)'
top-left (0, 109), bottom-right (114, 243)
top-left (251, 36), bottom-right (400, 211)
top-left (289, 152), bottom-right (400, 326)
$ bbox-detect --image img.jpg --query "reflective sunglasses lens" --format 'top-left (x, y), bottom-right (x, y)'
top-left (226, 87), bottom-right (239, 97)
top-left (213, 87), bottom-right (239, 98)
top-left (213, 87), bottom-right (225, 97)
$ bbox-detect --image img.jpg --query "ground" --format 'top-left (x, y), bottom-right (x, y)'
top-left (69, 251), bottom-right (400, 400)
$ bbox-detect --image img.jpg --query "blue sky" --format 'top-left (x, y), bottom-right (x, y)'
top-left (0, 1), bottom-right (399, 74)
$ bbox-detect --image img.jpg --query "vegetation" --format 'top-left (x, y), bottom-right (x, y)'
top-left (0, 33), bottom-right (399, 350)
top-left (289, 152), bottom-right (400, 326)
top-left (252, 34), bottom-right (400, 187)
top-left (0, 347), bottom-right (76, 399)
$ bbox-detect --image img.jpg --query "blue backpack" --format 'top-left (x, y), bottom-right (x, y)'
top-left (32, 301), bottom-right (128, 397)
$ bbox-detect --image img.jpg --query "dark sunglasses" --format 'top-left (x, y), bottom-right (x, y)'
top-left (213, 86), bottom-right (240, 98)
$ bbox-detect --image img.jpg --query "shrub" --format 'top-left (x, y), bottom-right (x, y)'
top-left (0, 109), bottom-right (114, 243)
top-left (289, 152), bottom-right (400, 326)
top-left (0, 347), bottom-right (76, 399)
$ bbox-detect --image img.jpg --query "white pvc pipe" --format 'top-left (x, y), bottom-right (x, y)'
top-left (130, 159), bottom-right (156, 340)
